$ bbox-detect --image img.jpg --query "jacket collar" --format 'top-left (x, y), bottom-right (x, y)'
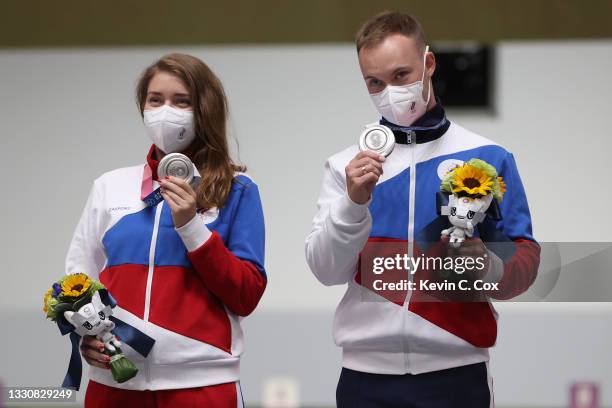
top-left (379, 99), bottom-right (450, 144)
top-left (146, 144), bottom-right (160, 181)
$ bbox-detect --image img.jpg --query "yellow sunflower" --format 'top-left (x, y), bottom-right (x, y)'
top-left (61, 273), bottom-right (91, 298)
top-left (451, 164), bottom-right (494, 196)
top-left (497, 176), bottom-right (507, 194)
top-left (43, 288), bottom-right (53, 313)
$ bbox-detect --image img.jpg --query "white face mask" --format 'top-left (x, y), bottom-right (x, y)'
top-left (143, 105), bottom-right (196, 154)
top-left (370, 45), bottom-right (431, 127)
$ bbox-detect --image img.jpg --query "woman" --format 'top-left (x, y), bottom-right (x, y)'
top-left (65, 53), bottom-right (267, 407)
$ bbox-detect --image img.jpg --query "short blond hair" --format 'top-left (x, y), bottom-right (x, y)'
top-left (355, 11), bottom-right (427, 53)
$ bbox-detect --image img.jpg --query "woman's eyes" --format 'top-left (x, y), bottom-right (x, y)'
top-left (147, 97), bottom-right (163, 105)
top-left (146, 96), bottom-right (191, 107)
top-left (175, 99), bottom-right (192, 107)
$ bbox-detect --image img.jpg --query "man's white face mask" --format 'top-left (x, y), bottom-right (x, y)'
top-left (370, 45), bottom-right (431, 127)
top-left (143, 105), bottom-right (196, 154)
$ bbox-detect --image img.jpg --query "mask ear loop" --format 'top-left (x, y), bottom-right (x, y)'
top-left (422, 45), bottom-right (432, 105)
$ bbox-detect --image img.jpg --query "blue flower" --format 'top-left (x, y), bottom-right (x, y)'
top-left (52, 282), bottom-right (61, 298)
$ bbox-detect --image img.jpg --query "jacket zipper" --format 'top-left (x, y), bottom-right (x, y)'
top-left (403, 130), bottom-right (417, 372)
top-left (142, 200), bottom-right (163, 385)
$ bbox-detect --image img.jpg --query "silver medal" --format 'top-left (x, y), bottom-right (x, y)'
top-left (359, 124), bottom-right (395, 157)
top-left (158, 153), bottom-right (195, 184)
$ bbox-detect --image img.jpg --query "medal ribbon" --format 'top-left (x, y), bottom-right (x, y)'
top-left (141, 163), bottom-right (164, 207)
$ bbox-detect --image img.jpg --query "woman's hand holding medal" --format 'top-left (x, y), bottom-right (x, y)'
top-left (157, 152), bottom-right (199, 228)
top-left (160, 175), bottom-right (197, 228)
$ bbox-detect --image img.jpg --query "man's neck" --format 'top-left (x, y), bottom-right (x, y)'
top-left (426, 92), bottom-right (437, 112)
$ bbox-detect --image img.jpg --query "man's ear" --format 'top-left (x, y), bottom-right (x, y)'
top-left (426, 49), bottom-right (436, 78)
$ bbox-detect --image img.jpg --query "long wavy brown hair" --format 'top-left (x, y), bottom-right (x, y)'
top-left (136, 53), bottom-right (244, 210)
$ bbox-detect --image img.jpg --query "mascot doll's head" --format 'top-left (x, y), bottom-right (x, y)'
top-left (63, 291), bottom-right (113, 337)
top-left (445, 194), bottom-right (493, 229)
top-left (440, 158), bottom-right (506, 229)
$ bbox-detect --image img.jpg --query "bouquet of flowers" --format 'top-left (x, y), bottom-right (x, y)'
top-left (440, 158), bottom-right (506, 246)
top-left (43, 273), bottom-right (138, 384)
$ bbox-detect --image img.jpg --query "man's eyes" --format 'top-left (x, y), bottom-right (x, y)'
top-left (369, 79), bottom-right (385, 91)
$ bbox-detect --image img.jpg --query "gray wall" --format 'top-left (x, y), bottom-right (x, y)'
top-left (0, 41), bottom-right (610, 406)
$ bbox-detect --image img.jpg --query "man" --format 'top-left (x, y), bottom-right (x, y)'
top-left (305, 11), bottom-right (540, 407)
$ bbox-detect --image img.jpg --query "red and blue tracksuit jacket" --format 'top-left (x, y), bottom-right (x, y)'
top-left (65, 145), bottom-right (266, 390)
top-left (306, 102), bottom-right (540, 377)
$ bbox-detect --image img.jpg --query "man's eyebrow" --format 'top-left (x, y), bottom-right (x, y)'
top-left (365, 66), bottom-right (413, 80)
top-left (392, 66), bottom-right (413, 74)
